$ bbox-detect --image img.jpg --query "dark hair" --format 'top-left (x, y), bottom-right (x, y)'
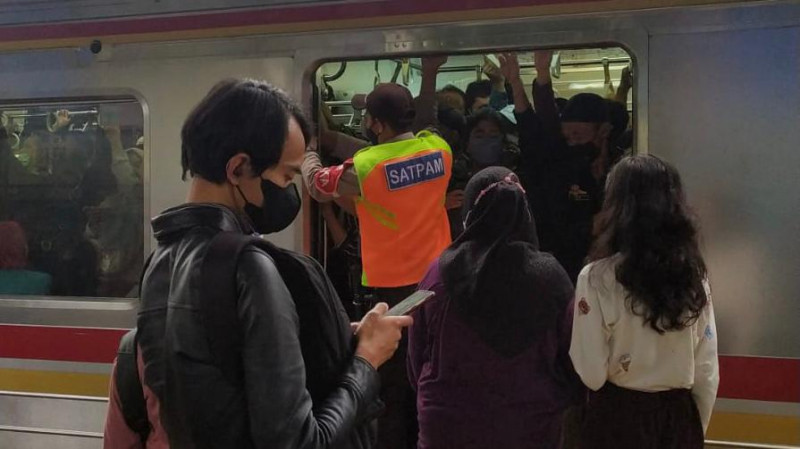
top-left (465, 80), bottom-right (492, 112)
top-left (439, 84), bottom-right (466, 100)
top-left (67, 128), bottom-right (118, 207)
top-left (465, 107), bottom-right (507, 136)
top-left (589, 155), bottom-right (707, 333)
top-left (181, 78), bottom-right (311, 183)
top-left (561, 93), bottom-right (609, 124)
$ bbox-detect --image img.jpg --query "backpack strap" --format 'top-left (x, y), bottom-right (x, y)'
top-left (115, 328), bottom-right (150, 444)
top-left (200, 232), bottom-right (264, 384)
top-left (114, 251), bottom-right (154, 443)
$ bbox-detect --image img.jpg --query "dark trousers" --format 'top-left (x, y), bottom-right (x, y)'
top-left (579, 383), bottom-right (704, 449)
top-left (374, 285), bottom-right (417, 449)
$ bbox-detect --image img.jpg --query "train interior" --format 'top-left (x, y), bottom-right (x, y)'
top-left (310, 47), bottom-right (634, 316)
top-left (316, 48), bottom-right (632, 139)
top-left (0, 100), bottom-right (145, 298)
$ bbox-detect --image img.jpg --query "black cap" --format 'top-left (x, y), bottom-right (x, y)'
top-left (437, 105), bottom-right (466, 134)
top-left (352, 83), bottom-right (415, 132)
top-left (561, 93), bottom-right (609, 124)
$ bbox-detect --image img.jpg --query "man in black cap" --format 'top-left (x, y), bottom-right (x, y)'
top-left (303, 82), bottom-right (452, 449)
top-left (500, 51), bottom-right (613, 282)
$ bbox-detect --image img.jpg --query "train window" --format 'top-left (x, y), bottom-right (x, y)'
top-left (311, 47), bottom-right (633, 313)
top-left (0, 98), bottom-right (145, 298)
top-left (315, 48), bottom-right (633, 146)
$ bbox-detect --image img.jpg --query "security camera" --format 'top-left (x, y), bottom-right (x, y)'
top-left (90, 40), bottom-right (103, 55)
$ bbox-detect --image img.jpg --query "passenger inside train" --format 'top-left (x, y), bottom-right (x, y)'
top-left (0, 220), bottom-right (52, 295)
top-left (0, 102), bottom-right (145, 298)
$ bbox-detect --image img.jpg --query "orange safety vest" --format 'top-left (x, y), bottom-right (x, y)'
top-left (353, 131), bottom-right (453, 288)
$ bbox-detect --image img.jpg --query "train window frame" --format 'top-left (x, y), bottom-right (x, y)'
top-left (0, 95), bottom-right (149, 301)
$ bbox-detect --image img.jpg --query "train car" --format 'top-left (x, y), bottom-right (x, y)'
top-left (0, 0), bottom-right (798, 448)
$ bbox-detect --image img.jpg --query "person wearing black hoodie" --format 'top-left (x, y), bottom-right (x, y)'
top-left (499, 52), bottom-right (613, 282)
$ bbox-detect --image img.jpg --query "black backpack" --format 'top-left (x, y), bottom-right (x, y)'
top-left (114, 327), bottom-right (150, 444)
top-left (114, 231), bottom-right (353, 442)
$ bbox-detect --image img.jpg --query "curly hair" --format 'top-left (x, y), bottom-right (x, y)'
top-left (589, 155), bottom-right (707, 333)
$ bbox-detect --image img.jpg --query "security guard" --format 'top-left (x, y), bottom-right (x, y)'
top-left (303, 82), bottom-right (452, 449)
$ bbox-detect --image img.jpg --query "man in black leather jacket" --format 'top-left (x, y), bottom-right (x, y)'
top-left (137, 79), bottom-right (412, 449)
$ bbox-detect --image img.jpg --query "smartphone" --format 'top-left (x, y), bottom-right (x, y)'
top-left (385, 290), bottom-right (435, 317)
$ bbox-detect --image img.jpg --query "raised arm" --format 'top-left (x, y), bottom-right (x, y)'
top-left (614, 65), bottom-right (633, 105)
top-left (499, 53), bottom-right (531, 113)
top-left (533, 50), bottom-right (560, 134)
top-left (483, 56), bottom-right (509, 111)
top-left (499, 53), bottom-right (549, 172)
top-left (412, 55), bottom-right (447, 132)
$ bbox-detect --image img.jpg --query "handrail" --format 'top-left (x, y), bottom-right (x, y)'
top-left (322, 61), bottom-right (347, 83)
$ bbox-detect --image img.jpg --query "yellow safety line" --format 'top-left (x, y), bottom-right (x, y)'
top-left (707, 411), bottom-right (800, 445)
top-left (0, 368), bottom-right (110, 398)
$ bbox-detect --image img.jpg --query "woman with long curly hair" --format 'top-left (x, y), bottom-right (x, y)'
top-left (569, 155), bottom-right (719, 448)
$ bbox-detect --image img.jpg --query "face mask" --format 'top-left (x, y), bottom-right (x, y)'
top-left (364, 128), bottom-right (379, 145)
top-left (468, 136), bottom-right (504, 167)
top-left (237, 179), bottom-right (301, 234)
top-left (569, 142), bottom-right (600, 160)
top-left (362, 118), bottom-right (380, 145)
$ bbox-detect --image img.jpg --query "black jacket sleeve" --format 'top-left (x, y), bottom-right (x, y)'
top-left (236, 248), bottom-right (380, 449)
top-left (515, 107), bottom-right (555, 178)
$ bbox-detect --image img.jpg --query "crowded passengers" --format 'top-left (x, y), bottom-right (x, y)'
top-left (101, 51), bottom-right (718, 449)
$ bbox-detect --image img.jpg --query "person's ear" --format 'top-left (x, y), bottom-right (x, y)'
top-left (372, 119), bottom-right (385, 136)
top-left (225, 153), bottom-right (250, 185)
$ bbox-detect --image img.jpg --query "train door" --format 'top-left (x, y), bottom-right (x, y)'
top-left (308, 47), bottom-right (635, 318)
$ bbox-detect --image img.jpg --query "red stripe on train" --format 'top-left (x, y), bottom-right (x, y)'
top-left (718, 356), bottom-right (800, 404)
top-left (0, 0), bottom-right (593, 42)
top-left (1, 324), bottom-right (798, 403)
top-left (0, 324), bottom-right (125, 364)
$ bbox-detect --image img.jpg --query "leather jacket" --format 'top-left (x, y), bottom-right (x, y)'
top-left (137, 203), bottom-right (381, 449)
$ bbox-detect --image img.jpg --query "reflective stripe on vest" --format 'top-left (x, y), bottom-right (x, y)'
top-left (353, 131), bottom-right (453, 288)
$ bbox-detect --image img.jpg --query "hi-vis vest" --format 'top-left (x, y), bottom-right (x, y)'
top-left (353, 131), bottom-right (453, 288)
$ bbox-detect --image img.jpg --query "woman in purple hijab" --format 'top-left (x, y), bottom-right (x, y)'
top-left (408, 166), bottom-right (583, 449)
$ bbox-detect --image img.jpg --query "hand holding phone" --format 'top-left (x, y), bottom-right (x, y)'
top-left (355, 302), bottom-right (413, 369)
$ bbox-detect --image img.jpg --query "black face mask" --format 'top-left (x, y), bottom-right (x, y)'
top-left (569, 142), bottom-right (600, 160)
top-left (362, 118), bottom-right (380, 145)
top-left (364, 127), bottom-right (379, 145)
top-left (237, 179), bottom-right (301, 234)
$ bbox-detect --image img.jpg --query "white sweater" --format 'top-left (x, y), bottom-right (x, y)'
top-left (569, 256), bottom-right (720, 432)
